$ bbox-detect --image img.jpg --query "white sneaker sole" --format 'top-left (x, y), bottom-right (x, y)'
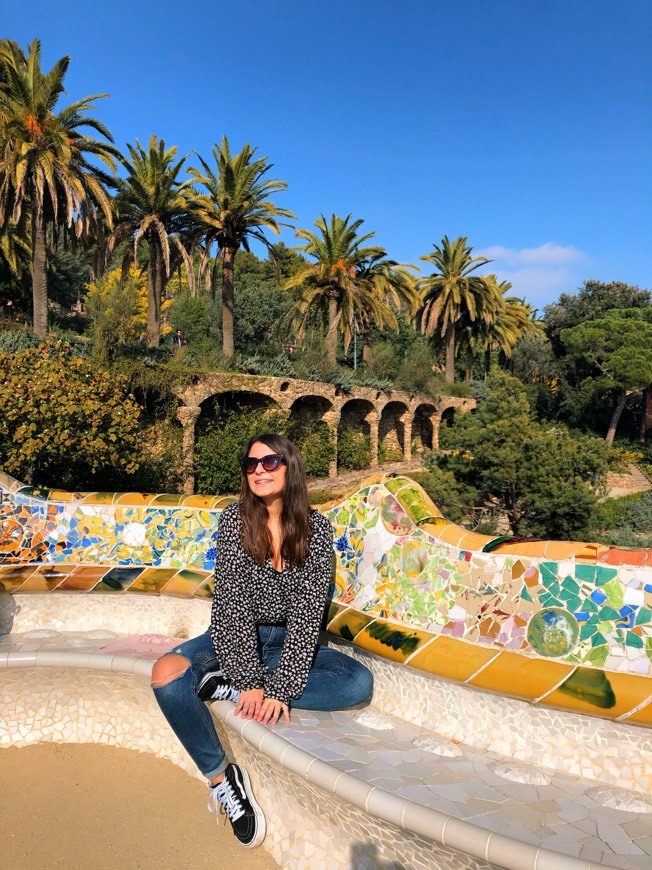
top-left (235, 765), bottom-right (266, 848)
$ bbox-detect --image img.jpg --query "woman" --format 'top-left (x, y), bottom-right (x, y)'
top-left (151, 434), bottom-right (374, 849)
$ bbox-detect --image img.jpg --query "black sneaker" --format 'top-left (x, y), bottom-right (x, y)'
top-left (198, 671), bottom-right (239, 702)
top-left (208, 763), bottom-right (266, 848)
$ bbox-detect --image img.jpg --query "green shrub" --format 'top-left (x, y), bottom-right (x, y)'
top-left (291, 422), bottom-right (335, 478)
top-left (308, 488), bottom-right (338, 505)
top-left (0, 326), bottom-right (39, 353)
top-left (411, 469), bottom-right (476, 524)
top-left (610, 445), bottom-right (645, 471)
top-left (590, 494), bottom-right (641, 532)
top-left (337, 427), bottom-right (372, 470)
top-left (378, 442), bottom-right (404, 463)
top-left (194, 406), bottom-right (288, 495)
top-left (0, 338), bottom-right (142, 489)
top-left (621, 491), bottom-right (652, 532)
top-left (168, 292), bottom-right (214, 344)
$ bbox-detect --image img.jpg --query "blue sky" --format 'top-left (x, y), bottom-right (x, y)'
top-left (4, 0), bottom-right (651, 309)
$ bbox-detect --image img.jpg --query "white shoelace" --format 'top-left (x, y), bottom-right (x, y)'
top-left (209, 779), bottom-right (245, 822)
top-left (211, 683), bottom-right (238, 701)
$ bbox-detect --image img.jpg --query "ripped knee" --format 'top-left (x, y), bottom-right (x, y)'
top-left (151, 653), bottom-right (191, 687)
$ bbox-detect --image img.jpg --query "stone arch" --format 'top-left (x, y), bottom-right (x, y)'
top-left (288, 395), bottom-right (333, 429)
top-left (197, 390), bottom-right (279, 434)
top-left (288, 395), bottom-right (336, 478)
top-left (379, 401), bottom-right (410, 461)
top-left (412, 403), bottom-right (438, 454)
top-left (338, 399), bottom-right (378, 470)
top-left (441, 407), bottom-right (456, 427)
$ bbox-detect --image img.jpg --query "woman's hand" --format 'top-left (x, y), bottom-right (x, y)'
top-left (234, 688), bottom-right (264, 720)
top-left (257, 697), bottom-right (290, 726)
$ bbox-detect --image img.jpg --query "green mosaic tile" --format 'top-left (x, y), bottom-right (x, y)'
top-left (562, 577), bottom-right (581, 596)
top-left (636, 607), bottom-right (651, 626)
top-left (575, 565), bottom-right (598, 583)
top-left (587, 646), bottom-right (609, 667)
top-left (602, 579), bottom-right (624, 608)
top-left (598, 605), bottom-right (621, 622)
top-left (384, 477), bottom-right (409, 494)
top-left (594, 565), bottom-right (619, 585)
top-left (626, 633), bottom-right (644, 648)
top-left (580, 624), bottom-right (595, 641)
top-left (540, 563), bottom-right (558, 586)
top-left (591, 633), bottom-right (607, 647)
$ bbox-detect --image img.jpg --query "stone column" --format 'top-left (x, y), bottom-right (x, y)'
top-left (403, 414), bottom-right (413, 461)
top-left (369, 410), bottom-right (379, 467)
top-left (432, 413), bottom-right (442, 451)
top-left (177, 404), bottom-right (202, 495)
top-left (322, 408), bottom-right (340, 478)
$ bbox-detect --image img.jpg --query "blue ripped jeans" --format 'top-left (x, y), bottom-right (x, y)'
top-left (152, 626), bottom-right (374, 779)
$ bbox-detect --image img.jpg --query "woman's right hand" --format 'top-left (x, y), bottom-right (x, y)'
top-left (234, 688), bottom-right (264, 720)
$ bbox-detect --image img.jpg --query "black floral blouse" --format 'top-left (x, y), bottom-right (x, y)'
top-left (210, 502), bottom-right (334, 706)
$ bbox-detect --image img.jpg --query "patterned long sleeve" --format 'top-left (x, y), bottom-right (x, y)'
top-left (263, 513), bottom-right (334, 705)
top-left (210, 504), bottom-right (265, 691)
top-left (209, 502), bottom-right (335, 704)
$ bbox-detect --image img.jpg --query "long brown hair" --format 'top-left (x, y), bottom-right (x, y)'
top-left (239, 433), bottom-right (311, 567)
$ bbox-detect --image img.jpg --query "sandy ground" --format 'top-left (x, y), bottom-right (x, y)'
top-left (0, 743), bottom-right (279, 870)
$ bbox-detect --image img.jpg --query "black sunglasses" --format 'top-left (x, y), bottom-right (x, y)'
top-left (241, 453), bottom-right (286, 475)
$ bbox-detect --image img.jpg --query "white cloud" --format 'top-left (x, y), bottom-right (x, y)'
top-left (476, 242), bottom-right (585, 266)
top-left (474, 242), bottom-right (589, 307)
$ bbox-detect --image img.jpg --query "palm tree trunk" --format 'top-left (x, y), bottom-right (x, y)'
top-left (326, 294), bottom-right (338, 367)
top-left (31, 200), bottom-right (48, 339)
top-left (484, 348), bottom-right (491, 380)
top-left (445, 322), bottom-right (455, 383)
top-left (362, 328), bottom-right (372, 366)
top-left (147, 246), bottom-right (162, 348)
top-left (606, 388), bottom-right (628, 446)
top-left (465, 349), bottom-right (475, 382)
top-left (221, 246), bottom-right (236, 357)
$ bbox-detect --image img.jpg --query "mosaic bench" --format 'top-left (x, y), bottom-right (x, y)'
top-left (1, 471), bottom-right (652, 868)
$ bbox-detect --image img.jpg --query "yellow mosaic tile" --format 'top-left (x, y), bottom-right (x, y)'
top-left (407, 635), bottom-right (499, 682)
top-left (60, 566), bottom-right (108, 591)
top-left (327, 608), bottom-right (374, 642)
top-left (431, 524), bottom-right (465, 546)
top-left (116, 492), bottom-right (156, 506)
top-left (81, 492), bottom-right (119, 505)
top-left (354, 618), bottom-right (431, 663)
top-left (193, 579), bottom-right (215, 598)
top-left (161, 569), bottom-right (209, 597)
top-left (149, 494), bottom-right (186, 507)
top-left (181, 495), bottom-right (218, 508)
top-left (466, 652), bottom-right (575, 701)
top-left (624, 699), bottom-right (652, 727)
top-left (129, 567), bottom-right (179, 594)
top-left (15, 564), bottom-right (76, 592)
top-left (0, 565), bottom-right (39, 592)
top-left (543, 668), bottom-right (652, 720)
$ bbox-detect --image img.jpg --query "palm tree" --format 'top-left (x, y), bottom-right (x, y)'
top-left (107, 136), bottom-right (197, 347)
top-left (189, 137), bottom-right (294, 357)
top-left (459, 278), bottom-right (539, 379)
top-left (353, 253), bottom-right (420, 365)
top-left (416, 236), bottom-right (498, 383)
top-left (283, 214), bottom-right (416, 367)
top-left (0, 39), bottom-right (119, 337)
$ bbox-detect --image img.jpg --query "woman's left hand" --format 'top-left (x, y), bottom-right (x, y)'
top-left (257, 697), bottom-right (290, 726)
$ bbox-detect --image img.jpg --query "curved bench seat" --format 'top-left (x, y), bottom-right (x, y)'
top-left (1, 628), bottom-right (651, 869)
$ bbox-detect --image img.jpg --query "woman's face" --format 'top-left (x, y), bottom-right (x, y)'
top-left (245, 441), bottom-right (287, 502)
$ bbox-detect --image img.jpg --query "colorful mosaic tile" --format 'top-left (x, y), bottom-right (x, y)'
top-left (1, 469), bottom-right (651, 724)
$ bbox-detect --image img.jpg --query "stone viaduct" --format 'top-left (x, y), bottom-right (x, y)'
top-left (174, 373), bottom-right (475, 494)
